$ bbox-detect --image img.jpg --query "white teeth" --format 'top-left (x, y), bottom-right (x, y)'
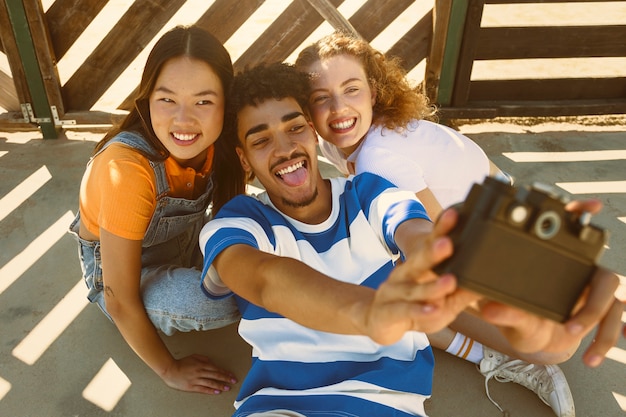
top-left (276, 161), bottom-right (304, 176)
top-left (172, 132), bottom-right (196, 141)
top-left (330, 119), bottom-right (355, 130)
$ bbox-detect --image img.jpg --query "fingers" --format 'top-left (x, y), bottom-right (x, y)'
top-left (580, 298), bottom-right (623, 367)
top-left (404, 236), bottom-right (453, 284)
top-left (195, 364), bottom-right (237, 394)
top-left (480, 268), bottom-right (622, 358)
top-left (564, 198), bottom-right (603, 214)
top-left (566, 268), bottom-right (619, 337)
top-left (370, 281), bottom-right (479, 344)
top-left (479, 301), bottom-right (554, 353)
top-left (433, 207), bottom-right (459, 237)
top-left (395, 273), bottom-right (458, 308)
top-left (165, 355), bottom-right (238, 395)
top-left (405, 287), bottom-right (481, 334)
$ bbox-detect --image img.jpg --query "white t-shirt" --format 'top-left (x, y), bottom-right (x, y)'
top-left (319, 120), bottom-right (490, 209)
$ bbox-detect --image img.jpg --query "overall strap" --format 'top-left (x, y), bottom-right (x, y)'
top-left (94, 131), bottom-right (170, 197)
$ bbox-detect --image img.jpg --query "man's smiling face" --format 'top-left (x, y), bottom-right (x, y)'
top-left (235, 97), bottom-right (324, 216)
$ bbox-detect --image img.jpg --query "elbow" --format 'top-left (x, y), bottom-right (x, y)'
top-left (103, 295), bottom-right (125, 322)
top-left (103, 293), bottom-right (140, 324)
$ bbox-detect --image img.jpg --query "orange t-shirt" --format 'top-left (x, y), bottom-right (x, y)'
top-left (79, 142), bottom-right (213, 240)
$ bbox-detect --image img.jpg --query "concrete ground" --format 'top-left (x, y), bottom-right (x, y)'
top-left (0, 118), bottom-right (625, 417)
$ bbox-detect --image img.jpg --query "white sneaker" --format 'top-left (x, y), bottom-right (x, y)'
top-left (479, 347), bottom-right (575, 417)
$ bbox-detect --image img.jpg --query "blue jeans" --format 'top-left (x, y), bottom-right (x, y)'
top-left (69, 214), bottom-right (239, 335)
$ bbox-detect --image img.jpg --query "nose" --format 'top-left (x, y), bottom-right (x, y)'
top-left (174, 103), bottom-right (195, 125)
top-left (329, 95), bottom-right (346, 114)
top-left (274, 132), bottom-right (297, 156)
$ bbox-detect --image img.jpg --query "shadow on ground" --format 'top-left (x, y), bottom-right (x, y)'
top-left (0, 125), bottom-right (624, 417)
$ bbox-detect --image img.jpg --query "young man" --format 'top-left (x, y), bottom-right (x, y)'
top-left (199, 62), bottom-right (622, 417)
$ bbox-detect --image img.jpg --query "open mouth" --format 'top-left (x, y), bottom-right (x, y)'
top-left (275, 160), bottom-right (308, 186)
top-left (329, 118), bottom-right (356, 131)
top-left (172, 132), bottom-right (198, 142)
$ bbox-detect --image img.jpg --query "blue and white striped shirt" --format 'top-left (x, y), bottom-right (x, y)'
top-left (200, 173), bottom-right (433, 417)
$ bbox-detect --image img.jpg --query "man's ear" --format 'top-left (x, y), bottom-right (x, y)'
top-left (236, 146), bottom-right (252, 173)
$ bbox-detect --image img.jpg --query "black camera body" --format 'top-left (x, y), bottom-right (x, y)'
top-left (434, 176), bottom-right (608, 322)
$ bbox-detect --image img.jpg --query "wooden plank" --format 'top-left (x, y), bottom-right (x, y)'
top-left (63, 0), bottom-right (186, 112)
top-left (118, 0), bottom-right (265, 111)
top-left (387, 10), bottom-right (433, 72)
top-left (451, 0), bottom-right (485, 106)
top-left (306, 0), bottom-right (360, 36)
top-left (0, 69), bottom-right (20, 111)
top-left (350, 0), bottom-right (413, 42)
top-left (489, 25), bottom-right (626, 59)
top-left (234, 0), bottom-right (345, 70)
top-left (439, 100), bottom-right (626, 119)
top-left (475, 26), bottom-right (626, 60)
top-left (45, 0), bottom-right (108, 60)
top-left (0, 0), bottom-right (31, 106)
top-left (64, 110), bottom-right (125, 125)
top-left (469, 77), bottom-right (626, 101)
top-left (0, 111), bottom-right (37, 129)
top-left (23, 0), bottom-right (64, 116)
top-left (195, 0), bottom-right (264, 43)
top-left (0, 109), bottom-right (121, 128)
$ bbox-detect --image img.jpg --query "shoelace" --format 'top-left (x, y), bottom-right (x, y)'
top-left (482, 359), bottom-right (541, 417)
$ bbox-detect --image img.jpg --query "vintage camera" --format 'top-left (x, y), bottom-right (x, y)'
top-left (434, 176), bottom-right (608, 322)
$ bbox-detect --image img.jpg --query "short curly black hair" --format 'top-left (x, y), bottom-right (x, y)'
top-left (226, 62), bottom-right (311, 139)
top-left (222, 62), bottom-right (311, 183)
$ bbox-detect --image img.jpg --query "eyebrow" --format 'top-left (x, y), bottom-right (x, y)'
top-left (153, 86), bottom-right (219, 97)
top-left (243, 111), bottom-right (305, 140)
top-left (310, 77), bottom-right (363, 94)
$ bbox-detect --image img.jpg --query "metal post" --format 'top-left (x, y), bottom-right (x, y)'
top-left (436, 0), bottom-right (469, 107)
top-left (4, 0), bottom-right (59, 138)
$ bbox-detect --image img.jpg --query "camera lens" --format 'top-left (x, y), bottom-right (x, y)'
top-left (535, 211), bottom-right (561, 239)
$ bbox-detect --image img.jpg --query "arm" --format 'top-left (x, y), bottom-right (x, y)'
top-left (212, 215), bottom-right (479, 344)
top-left (415, 188), bottom-right (443, 222)
top-left (213, 243), bottom-right (374, 335)
top-left (100, 229), bottom-right (236, 394)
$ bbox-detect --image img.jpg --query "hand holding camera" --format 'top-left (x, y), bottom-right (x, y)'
top-left (434, 176), bottom-right (609, 323)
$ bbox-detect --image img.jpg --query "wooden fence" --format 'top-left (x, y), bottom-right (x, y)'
top-left (426, 0), bottom-right (626, 119)
top-left (1, 0), bottom-right (625, 138)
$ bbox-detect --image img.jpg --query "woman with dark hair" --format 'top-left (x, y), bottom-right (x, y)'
top-left (69, 25), bottom-right (244, 394)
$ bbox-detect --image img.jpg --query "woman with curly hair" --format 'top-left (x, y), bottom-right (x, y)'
top-left (295, 31), bottom-right (574, 417)
top-left (295, 31), bottom-right (507, 220)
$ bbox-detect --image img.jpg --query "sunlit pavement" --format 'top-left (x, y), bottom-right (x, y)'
top-left (0, 120), bottom-right (624, 416)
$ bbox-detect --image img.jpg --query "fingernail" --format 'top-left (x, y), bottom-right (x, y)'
top-left (223, 385), bottom-right (230, 391)
top-left (214, 390), bottom-right (221, 394)
top-left (587, 355), bottom-right (602, 367)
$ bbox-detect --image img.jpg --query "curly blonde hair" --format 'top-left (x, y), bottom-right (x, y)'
top-left (295, 31), bottom-right (436, 131)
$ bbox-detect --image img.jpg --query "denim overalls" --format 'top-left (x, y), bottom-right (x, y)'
top-left (69, 131), bottom-right (239, 335)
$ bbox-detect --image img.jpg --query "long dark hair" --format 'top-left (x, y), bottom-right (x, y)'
top-left (94, 25), bottom-right (245, 212)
